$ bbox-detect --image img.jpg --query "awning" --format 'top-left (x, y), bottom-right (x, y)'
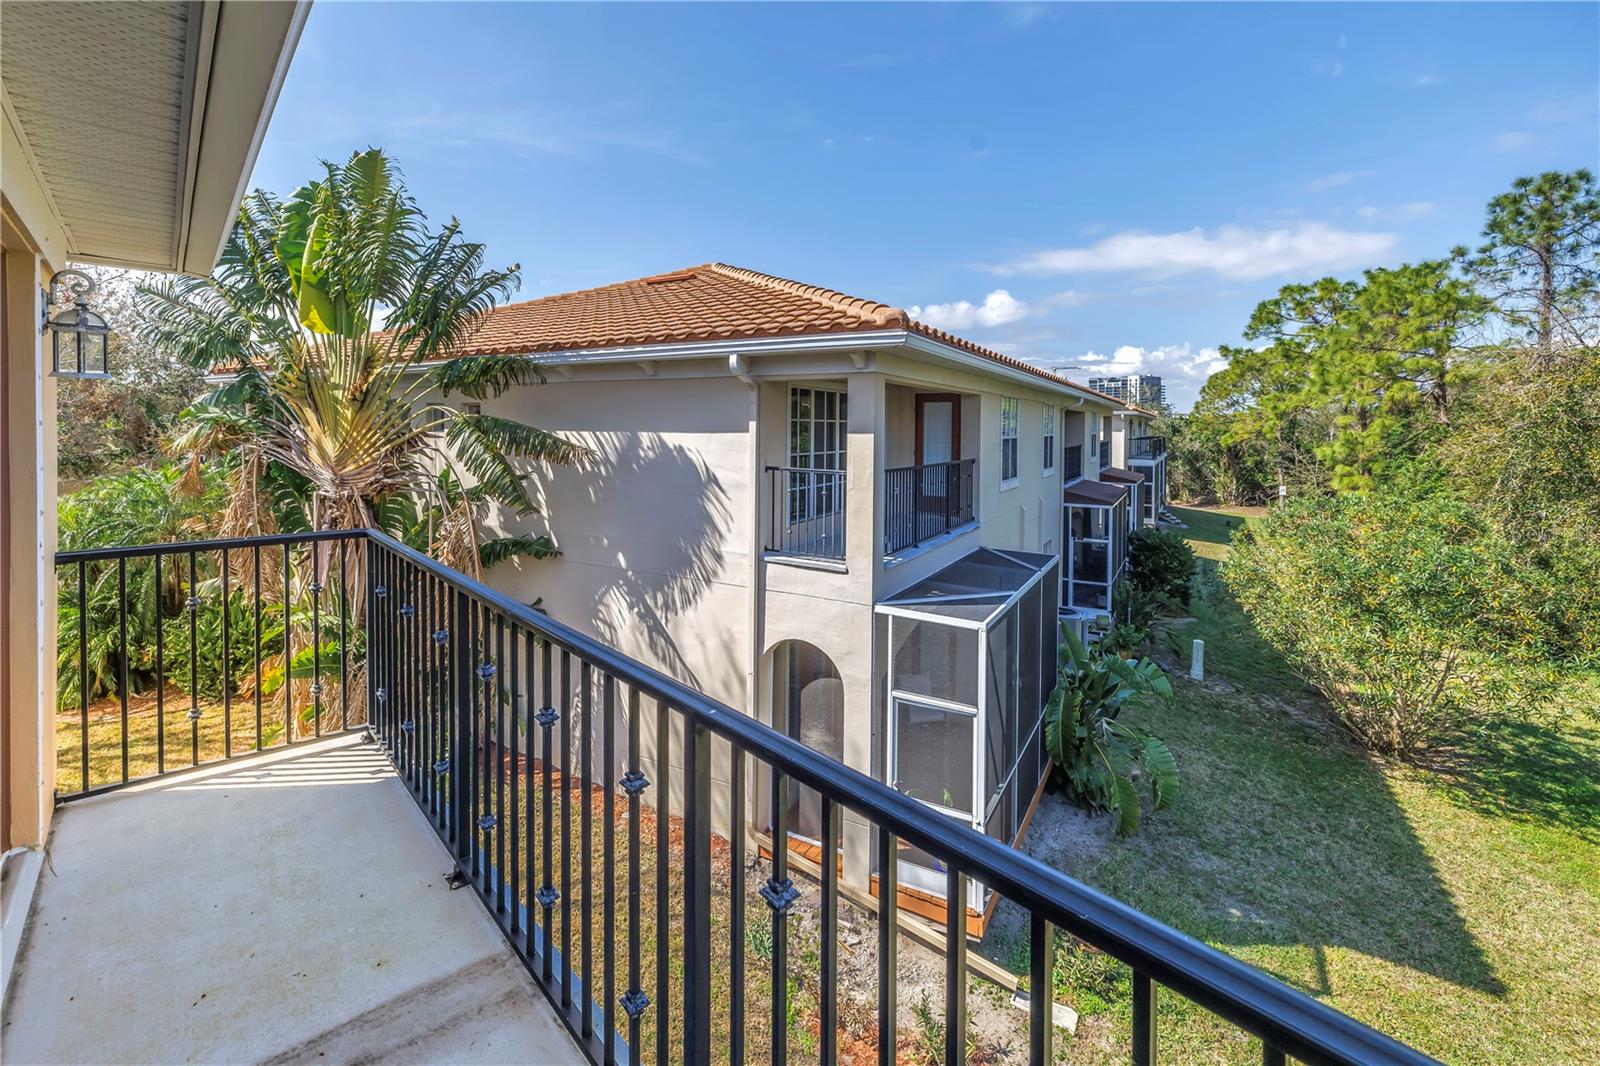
top-left (1098, 466), bottom-right (1145, 484)
top-left (878, 546), bottom-right (1057, 625)
top-left (1063, 480), bottom-right (1129, 507)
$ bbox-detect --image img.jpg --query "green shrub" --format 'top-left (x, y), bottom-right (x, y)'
top-left (1129, 528), bottom-right (1197, 604)
top-left (1044, 626), bottom-right (1176, 835)
top-left (1224, 492), bottom-right (1561, 760)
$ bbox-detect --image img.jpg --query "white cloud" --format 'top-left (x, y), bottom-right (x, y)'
top-left (1489, 130), bottom-right (1535, 152)
top-left (1306, 169), bottom-right (1373, 193)
top-left (909, 289), bottom-right (1031, 330)
top-left (1527, 96), bottom-right (1597, 125)
top-left (1357, 201), bottom-right (1434, 221)
top-left (992, 223), bottom-right (1399, 282)
top-left (1043, 289), bottom-right (1090, 308)
top-left (1064, 343), bottom-right (1231, 411)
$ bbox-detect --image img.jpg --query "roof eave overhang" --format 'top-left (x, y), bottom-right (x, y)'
top-left (358, 328), bottom-right (1119, 405)
top-left (176, 1), bottom-right (310, 276)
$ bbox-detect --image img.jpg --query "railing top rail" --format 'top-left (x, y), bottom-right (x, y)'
top-left (364, 526), bottom-right (1433, 1066)
top-left (884, 456), bottom-right (975, 475)
top-left (765, 465), bottom-right (846, 473)
top-left (55, 528), bottom-right (364, 565)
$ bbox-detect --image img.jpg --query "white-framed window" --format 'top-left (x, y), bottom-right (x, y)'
top-left (1042, 404), bottom-right (1056, 475)
top-left (1000, 397), bottom-right (1019, 484)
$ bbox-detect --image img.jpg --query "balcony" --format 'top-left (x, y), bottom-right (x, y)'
top-left (19, 528), bottom-right (1437, 1065)
top-left (883, 458), bottom-right (977, 556)
top-left (764, 465), bottom-right (847, 561)
top-left (1129, 434), bottom-right (1168, 460)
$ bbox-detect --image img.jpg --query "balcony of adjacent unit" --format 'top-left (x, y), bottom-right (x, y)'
top-left (882, 384), bottom-right (979, 560)
top-left (1128, 434), bottom-right (1167, 460)
top-left (763, 383), bottom-right (850, 564)
top-left (10, 527), bottom-right (1438, 1066)
top-left (1125, 434), bottom-right (1169, 523)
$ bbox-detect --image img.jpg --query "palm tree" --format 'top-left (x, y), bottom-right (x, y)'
top-left (135, 149), bottom-right (582, 737)
top-left (137, 148), bottom-right (583, 564)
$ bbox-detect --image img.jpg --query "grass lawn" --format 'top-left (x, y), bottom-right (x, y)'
top-left (1039, 505), bottom-right (1600, 1063)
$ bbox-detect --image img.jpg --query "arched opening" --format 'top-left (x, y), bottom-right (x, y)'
top-left (767, 639), bottom-right (844, 843)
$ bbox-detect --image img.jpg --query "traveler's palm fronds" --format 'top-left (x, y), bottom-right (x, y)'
top-left (137, 148), bottom-right (585, 535)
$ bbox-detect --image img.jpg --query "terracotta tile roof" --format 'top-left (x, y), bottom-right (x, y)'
top-left (446, 263), bottom-right (1129, 404)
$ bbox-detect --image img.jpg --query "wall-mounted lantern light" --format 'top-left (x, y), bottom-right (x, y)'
top-left (41, 268), bottom-right (111, 378)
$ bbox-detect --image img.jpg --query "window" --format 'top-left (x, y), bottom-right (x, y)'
top-left (788, 386), bottom-right (847, 471)
top-left (786, 385), bottom-right (847, 525)
top-left (1000, 397), bottom-right (1019, 483)
top-left (1042, 404), bottom-right (1056, 474)
top-left (464, 402), bottom-right (482, 416)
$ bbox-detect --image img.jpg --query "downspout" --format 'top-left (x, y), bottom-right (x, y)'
top-left (730, 352), bottom-right (763, 734)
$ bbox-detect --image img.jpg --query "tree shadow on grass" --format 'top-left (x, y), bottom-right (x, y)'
top-left (1428, 711), bottom-right (1600, 844)
top-left (992, 571), bottom-right (1511, 1006)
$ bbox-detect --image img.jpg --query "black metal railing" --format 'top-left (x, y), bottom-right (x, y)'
top-left (764, 466), bottom-right (846, 560)
top-left (57, 527), bottom-right (1437, 1066)
top-left (360, 528), bottom-right (1435, 1066)
top-left (883, 457), bottom-right (976, 555)
top-left (1100, 439), bottom-right (1111, 468)
top-left (1130, 435), bottom-right (1167, 459)
top-left (54, 530), bottom-right (368, 799)
top-left (1065, 444), bottom-right (1084, 481)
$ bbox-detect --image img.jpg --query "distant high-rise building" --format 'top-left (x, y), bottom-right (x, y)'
top-left (1087, 373), bottom-right (1166, 410)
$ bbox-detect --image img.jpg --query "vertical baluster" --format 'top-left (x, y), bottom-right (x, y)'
top-left (729, 744), bottom-right (746, 1066)
top-left (621, 686), bottom-right (646, 1066)
top-left (523, 630), bottom-right (538, 957)
top-left (284, 543), bottom-right (293, 746)
top-left (427, 572), bottom-right (439, 816)
top-left (495, 616), bottom-right (507, 913)
top-left (946, 864), bottom-right (967, 1065)
top-left (188, 551), bottom-right (199, 765)
top-left (560, 649), bottom-right (573, 1009)
top-left (339, 539), bottom-right (348, 732)
top-left (1132, 971), bottom-right (1158, 1066)
top-left (509, 624), bottom-right (521, 938)
top-left (767, 767), bottom-right (794, 1064)
top-left (820, 796), bottom-right (839, 1066)
top-left (221, 547), bottom-right (231, 758)
top-left (476, 604), bottom-right (491, 888)
top-left (451, 587), bottom-right (472, 858)
top-left (155, 552), bottom-right (165, 773)
top-left (310, 545), bottom-right (322, 740)
top-left (601, 673), bottom-right (616, 1063)
top-left (538, 638), bottom-right (556, 983)
top-left (465, 598), bottom-right (479, 875)
top-left (76, 560), bottom-right (87, 793)
top-left (682, 718), bottom-right (711, 1065)
top-left (653, 697), bottom-right (669, 1066)
top-left (117, 557), bottom-right (129, 784)
top-left (1029, 915), bottom-right (1055, 1066)
top-left (406, 562), bottom-right (419, 784)
top-left (580, 661), bottom-right (594, 1040)
top-left (253, 546), bottom-right (262, 750)
top-left (877, 828), bottom-right (898, 1066)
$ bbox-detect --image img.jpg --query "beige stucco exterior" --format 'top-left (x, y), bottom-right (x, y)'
top-left (463, 339), bottom-right (1124, 887)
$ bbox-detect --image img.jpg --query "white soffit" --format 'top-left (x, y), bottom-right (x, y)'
top-left (0, 1), bottom-right (306, 275)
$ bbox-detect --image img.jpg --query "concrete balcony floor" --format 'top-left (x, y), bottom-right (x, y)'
top-left (1, 734), bottom-right (582, 1065)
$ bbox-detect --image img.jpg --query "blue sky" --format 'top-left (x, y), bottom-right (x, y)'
top-left (252, 2), bottom-right (1598, 410)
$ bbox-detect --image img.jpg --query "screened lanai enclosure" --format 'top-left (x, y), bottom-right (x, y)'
top-left (1063, 480), bottom-right (1130, 611)
top-left (876, 548), bottom-right (1060, 915)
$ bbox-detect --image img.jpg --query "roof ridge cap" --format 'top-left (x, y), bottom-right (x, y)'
top-left (706, 262), bottom-right (910, 329)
